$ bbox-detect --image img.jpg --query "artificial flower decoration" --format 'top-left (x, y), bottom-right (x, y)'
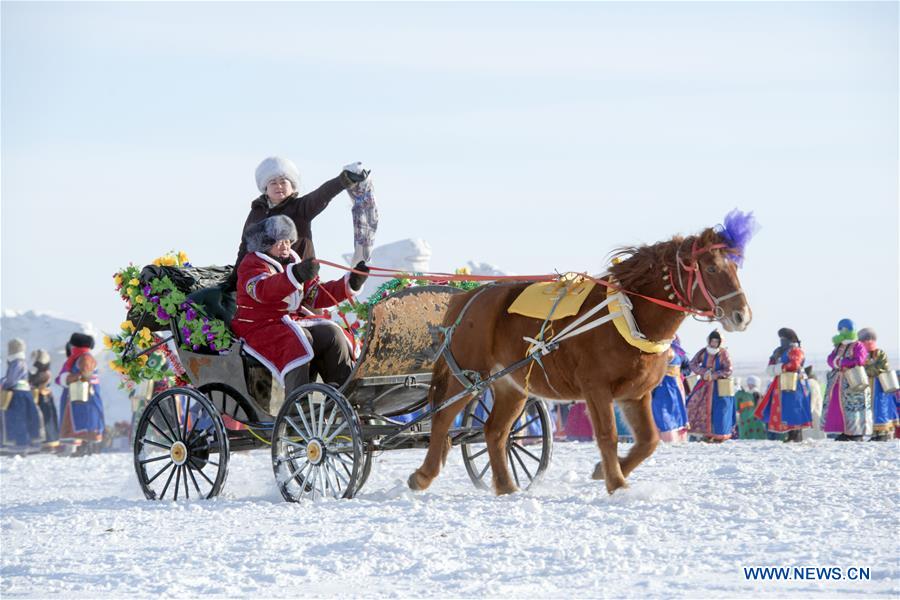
top-left (337, 269), bottom-right (481, 342)
top-left (108, 250), bottom-right (230, 387)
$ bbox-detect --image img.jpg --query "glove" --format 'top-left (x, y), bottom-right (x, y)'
top-left (291, 258), bottom-right (319, 283)
top-left (348, 261), bottom-right (369, 290)
top-left (340, 162), bottom-right (370, 187)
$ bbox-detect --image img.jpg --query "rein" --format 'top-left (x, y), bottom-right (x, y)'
top-left (315, 255), bottom-right (732, 319)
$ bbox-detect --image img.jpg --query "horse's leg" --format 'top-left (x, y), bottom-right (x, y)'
top-left (483, 384), bottom-right (526, 495)
top-left (617, 394), bottom-right (659, 478)
top-left (408, 363), bottom-right (467, 491)
top-left (585, 393), bottom-right (627, 494)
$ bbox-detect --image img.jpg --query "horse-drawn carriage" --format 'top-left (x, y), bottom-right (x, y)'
top-left (129, 280), bottom-right (553, 502)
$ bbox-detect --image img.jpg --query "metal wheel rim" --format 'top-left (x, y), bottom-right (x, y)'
top-left (198, 383), bottom-right (258, 426)
top-left (272, 383), bottom-right (364, 502)
top-left (133, 387), bottom-right (230, 500)
top-left (461, 393), bottom-right (553, 491)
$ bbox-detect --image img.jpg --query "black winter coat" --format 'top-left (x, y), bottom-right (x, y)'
top-left (224, 176), bottom-right (345, 291)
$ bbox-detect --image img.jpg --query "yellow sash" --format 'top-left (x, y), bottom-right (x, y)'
top-left (508, 273), bottom-right (595, 321)
top-left (607, 286), bottom-right (672, 354)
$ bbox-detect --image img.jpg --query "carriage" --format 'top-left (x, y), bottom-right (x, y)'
top-left (129, 281), bottom-right (554, 502)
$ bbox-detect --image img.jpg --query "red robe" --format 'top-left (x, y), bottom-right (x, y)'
top-left (231, 251), bottom-right (358, 383)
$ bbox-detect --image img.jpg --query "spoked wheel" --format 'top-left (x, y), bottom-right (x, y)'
top-left (460, 392), bottom-right (553, 491)
top-left (271, 383), bottom-right (364, 502)
top-left (133, 387), bottom-right (230, 500)
top-left (198, 383), bottom-right (259, 426)
top-left (357, 446), bottom-right (374, 494)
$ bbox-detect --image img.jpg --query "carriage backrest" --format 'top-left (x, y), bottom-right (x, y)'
top-left (349, 285), bottom-right (464, 380)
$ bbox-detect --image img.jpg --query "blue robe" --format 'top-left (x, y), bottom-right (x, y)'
top-left (2, 358), bottom-right (42, 447)
top-left (58, 359), bottom-right (105, 441)
top-left (686, 350), bottom-right (736, 439)
top-left (871, 378), bottom-right (898, 432)
top-left (651, 353), bottom-right (689, 436)
top-left (756, 348), bottom-right (812, 432)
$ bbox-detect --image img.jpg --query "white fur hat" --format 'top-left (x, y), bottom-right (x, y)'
top-left (7, 338), bottom-right (25, 356)
top-left (255, 156), bottom-right (300, 194)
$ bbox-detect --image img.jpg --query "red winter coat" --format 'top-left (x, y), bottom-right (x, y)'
top-left (231, 251), bottom-right (358, 383)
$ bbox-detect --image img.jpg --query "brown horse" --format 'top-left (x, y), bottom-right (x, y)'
top-left (408, 221), bottom-right (753, 495)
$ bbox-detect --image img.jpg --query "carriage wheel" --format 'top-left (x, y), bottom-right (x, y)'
top-left (198, 383), bottom-right (259, 427)
top-left (271, 383), bottom-right (364, 502)
top-left (133, 387), bottom-right (230, 500)
top-left (460, 393), bottom-right (553, 492)
top-left (356, 444), bottom-right (375, 494)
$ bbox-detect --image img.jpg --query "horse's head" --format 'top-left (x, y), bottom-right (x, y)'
top-left (683, 210), bottom-right (758, 332)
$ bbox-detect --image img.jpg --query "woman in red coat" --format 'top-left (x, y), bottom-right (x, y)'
top-left (231, 215), bottom-right (368, 393)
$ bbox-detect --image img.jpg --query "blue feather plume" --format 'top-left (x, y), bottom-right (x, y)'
top-left (716, 209), bottom-right (760, 267)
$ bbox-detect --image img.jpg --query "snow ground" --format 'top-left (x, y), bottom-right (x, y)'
top-left (1, 440), bottom-right (897, 598)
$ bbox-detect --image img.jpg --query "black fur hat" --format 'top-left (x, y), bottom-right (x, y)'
top-left (245, 215), bottom-right (298, 253)
top-left (777, 327), bottom-right (800, 345)
top-left (69, 332), bottom-right (94, 349)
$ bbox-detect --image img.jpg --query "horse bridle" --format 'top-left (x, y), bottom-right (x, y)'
top-left (664, 238), bottom-right (746, 320)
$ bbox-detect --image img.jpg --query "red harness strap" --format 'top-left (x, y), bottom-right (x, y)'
top-left (315, 256), bottom-right (724, 318)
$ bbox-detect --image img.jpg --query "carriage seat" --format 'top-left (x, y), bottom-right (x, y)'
top-left (185, 285), bottom-right (237, 329)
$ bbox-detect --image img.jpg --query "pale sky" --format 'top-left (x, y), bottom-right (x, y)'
top-left (2, 1), bottom-right (897, 366)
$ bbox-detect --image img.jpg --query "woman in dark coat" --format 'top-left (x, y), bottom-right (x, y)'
top-left (28, 349), bottom-right (59, 447)
top-left (223, 156), bottom-right (369, 292)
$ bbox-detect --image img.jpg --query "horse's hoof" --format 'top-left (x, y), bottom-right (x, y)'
top-left (407, 471), bottom-right (430, 491)
top-left (605, 479), bottom-right (628, 495)
top-left (591, 461), bottom-right (604, 481)
top-left (492, 477), bottom-right (519, 495)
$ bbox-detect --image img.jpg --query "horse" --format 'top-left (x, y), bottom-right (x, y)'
top-left (408, 211), bottom-right (756, 495)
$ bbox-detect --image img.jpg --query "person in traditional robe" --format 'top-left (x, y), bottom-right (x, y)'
top-left (685, 330), bottom-right (736, 442)
top-left (57, 333), bottom-right (106, 452)
top-left (2, 339), bottom-right (42, 449)
top-left (650, 337), bottom-right (690, 442)
top-left (822, 319), bottom-right (872, 441)
top-left (802, 366), bottom-right (827, 441)
top-left (858, 328), bottom-right (898, 441)
top-left (754, 328), bottom-right (812, 442)
top-left (735, 375), bottom-right (767, 440)
top-left (231, 215), bottom-right (367, 395)
top-left (28, 349), bottom-right (59, 448)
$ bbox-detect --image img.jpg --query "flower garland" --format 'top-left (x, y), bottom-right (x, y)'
top-left (337, 267), bottom-right (481, 341)
top-left (105, 324), bottom-right (173, 390)
top-left (108, 251), bottom-right (232, 387)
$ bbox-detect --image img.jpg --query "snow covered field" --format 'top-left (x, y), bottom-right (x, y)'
top-left (1, 440), bottom-right (897, 598)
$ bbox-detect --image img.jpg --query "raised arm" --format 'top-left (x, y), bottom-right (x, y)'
top-left (294, 176), bottom-right (346, 221)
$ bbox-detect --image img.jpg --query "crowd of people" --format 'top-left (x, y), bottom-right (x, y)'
top-left (559, 321), bottom-right (899, 444)
top-left (1, 334), bottom-right (105, 454)
top-left (3, 155), bottom-right (897, 454)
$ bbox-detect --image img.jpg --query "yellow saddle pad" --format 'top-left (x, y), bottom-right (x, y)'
top-left (508, 273), bottom-right (595, 321)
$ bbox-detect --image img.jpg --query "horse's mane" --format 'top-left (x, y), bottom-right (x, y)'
top-left (608, 227), bottom-right (731, 291)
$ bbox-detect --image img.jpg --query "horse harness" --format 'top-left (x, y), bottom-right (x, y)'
top-left (378, 243), bottom-right (744, 448)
